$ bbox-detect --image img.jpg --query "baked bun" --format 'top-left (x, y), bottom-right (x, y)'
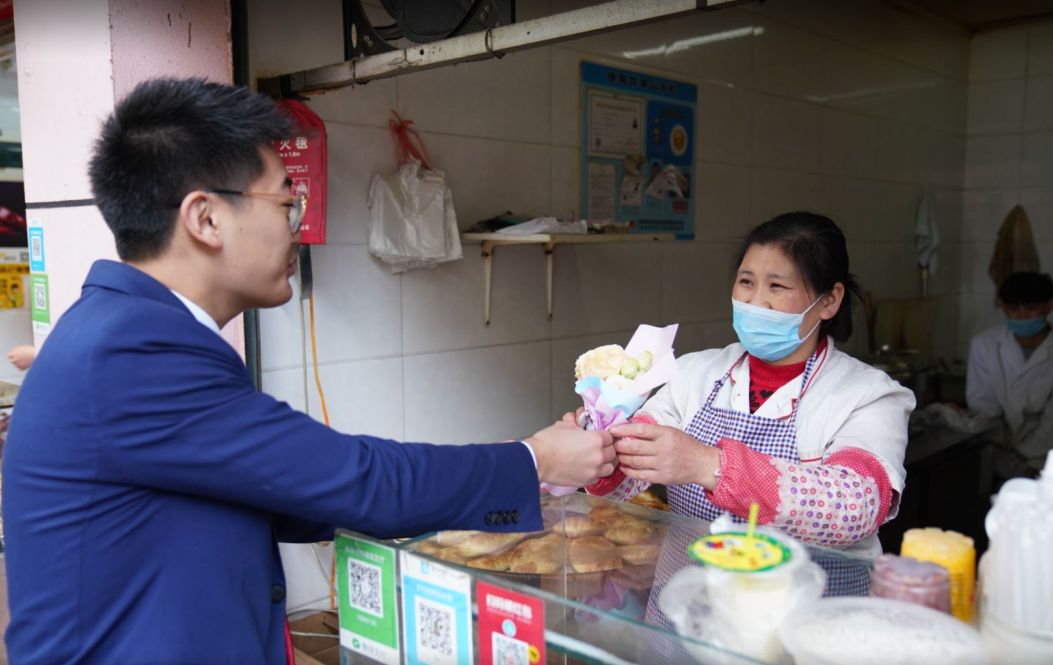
top-left (508, 534), bottom-right (566, 574)
top-left (604, 517), bottom-right (657, 545)
top-left (628, 489), bottom-right (671, 511)
top-left (466, 550), bottom-right (513, 572)
top-left (414, 540), bottom-right (445, 556)
top-left (452, 532), bottom-right (529, 558)
top-left (430, 547), bottom-right (468, 565)
top-left (588, 504), bottom-right (625, 526)
top-left (552, 514), bottom-right (605, 538)
top-left (617, 543), bottom-right (661, 565)
top-left (569, 536), bottom-right (622, 573)
top-left (436, 530), bottom-right (477, 546)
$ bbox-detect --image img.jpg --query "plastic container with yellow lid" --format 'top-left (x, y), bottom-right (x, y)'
top-left (660, 521), bottom-right (825, 664)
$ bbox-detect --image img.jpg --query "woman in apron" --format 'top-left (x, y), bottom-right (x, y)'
top-left (587, 211), bottom-right (914, 595)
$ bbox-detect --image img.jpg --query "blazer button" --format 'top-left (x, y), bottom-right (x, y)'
top-left (511, 510), bottom-right (519, 523)
top-left (271, 584), bottom-right (286, 604)
top-left (485, 512), bottom-right (495, 525)
top-left (502, 513), bottom-right (512, 524)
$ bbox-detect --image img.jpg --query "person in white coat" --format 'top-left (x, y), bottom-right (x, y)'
top-left (585, 212), bottom-right (915, 594)
top-left (967, 272), bottom-right (1053, 477)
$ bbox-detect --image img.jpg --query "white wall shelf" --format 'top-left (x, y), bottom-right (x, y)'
top-left (461, 232), bottom-right (673, 325)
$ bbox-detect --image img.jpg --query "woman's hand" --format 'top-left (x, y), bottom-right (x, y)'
top-left (608, 422), bottom-right (721, 489)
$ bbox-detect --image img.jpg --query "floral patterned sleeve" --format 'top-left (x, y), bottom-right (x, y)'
top-left (707, 438), bottom-right (894, 547)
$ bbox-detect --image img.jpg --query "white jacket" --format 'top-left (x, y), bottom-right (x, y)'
top-left (967, 325), bottom-right (1053, 468)
top-left (640, 339), bottom-right (916, 557)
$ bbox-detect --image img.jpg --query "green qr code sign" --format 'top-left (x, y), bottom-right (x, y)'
top-left (32, 282), bottom-right (45, 310)
top-left (30, 273), bottom-right (49, 324)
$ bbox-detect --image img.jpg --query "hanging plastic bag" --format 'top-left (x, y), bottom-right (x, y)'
top-left (368, 112), bottom-right (461, 273)
top-left (275, 100), bottom-right (327, 244)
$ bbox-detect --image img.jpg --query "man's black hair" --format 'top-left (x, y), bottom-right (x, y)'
top-left (998, 272), bottom-right (1053, 306)
top-left (89, 78), bottom-right (293, 261)
top-left (735, 211), bottom-right (862, 343)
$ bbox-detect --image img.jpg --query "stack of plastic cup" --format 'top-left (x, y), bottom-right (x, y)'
top-left (978, 451), bottom-right (1053, 664)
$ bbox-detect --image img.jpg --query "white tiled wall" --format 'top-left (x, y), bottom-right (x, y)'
top-left (250, 0), bottom-right (972, 443)
top-left (961, 19), bottom-right (1053, 354)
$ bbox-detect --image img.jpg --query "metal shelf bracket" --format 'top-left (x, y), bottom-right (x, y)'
top-left (466, 232), bottom-right (673, 326)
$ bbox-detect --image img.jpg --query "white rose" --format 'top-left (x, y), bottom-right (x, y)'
top-left (575, 344), bottom-right (629, 380)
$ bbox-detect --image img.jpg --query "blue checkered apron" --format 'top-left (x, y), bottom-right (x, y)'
top-left (666, 350), bottom-right (871, 596)
top-left (667, 352), bottom-right (815, 522)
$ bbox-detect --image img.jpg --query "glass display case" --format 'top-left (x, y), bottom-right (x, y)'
top-left (336, 493), bottom-right (875, 665)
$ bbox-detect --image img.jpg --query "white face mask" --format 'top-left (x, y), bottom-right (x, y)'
top-left (731, 297), bottom-right (823, 362)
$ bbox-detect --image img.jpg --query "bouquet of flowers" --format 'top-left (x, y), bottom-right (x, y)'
top-left (543, 323), bottom-right (679, 496)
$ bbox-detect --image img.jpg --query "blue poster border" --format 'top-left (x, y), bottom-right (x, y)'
top-left (580, 61), bottom-right (697, 240)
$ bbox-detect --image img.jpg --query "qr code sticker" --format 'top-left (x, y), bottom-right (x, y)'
top-left (33, 283), bottom-right (46, 310)
top-left (347, 559), bottom-right (383, 618)
top-left (492, 631), bottom-right (529, 665)
top-left (415, 596), bottom-right (456, 663)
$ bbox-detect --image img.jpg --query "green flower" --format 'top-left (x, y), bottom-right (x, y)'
top-left (619, 358), bottom-right (641, 379)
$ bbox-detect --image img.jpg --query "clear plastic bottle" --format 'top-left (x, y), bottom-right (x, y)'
top-left (979, 451), bottom-right (1053, 664)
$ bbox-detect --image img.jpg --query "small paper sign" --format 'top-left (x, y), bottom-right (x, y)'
top-left (477, 580), bottom-right (546, 665)
top-left (400, 551), bottom-right (474, 665)
top-left (335, 531), bottom-right (401, 665)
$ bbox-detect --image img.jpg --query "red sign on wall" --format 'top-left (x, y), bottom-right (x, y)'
top-left (275, 100), bottom-right (327, 245)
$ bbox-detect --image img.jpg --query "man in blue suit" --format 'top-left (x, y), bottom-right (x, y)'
top-left (1, 78), bottom-right (615, 664)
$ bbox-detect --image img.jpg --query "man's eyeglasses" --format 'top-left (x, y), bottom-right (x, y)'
top-left (206, 189), bottom-right (306, 235)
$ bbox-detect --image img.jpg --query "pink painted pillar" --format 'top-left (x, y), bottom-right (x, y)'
top-left (14, 0), bottom-right (244, 355)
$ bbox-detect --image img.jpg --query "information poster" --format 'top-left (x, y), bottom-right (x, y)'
top-left (399, 552), bottom-right (473, 665)
top-left (580, 61), bottom-right (696, 238)
top-left (28, 226), bottom-right (44, 273)
top-left (0, 248), bottom-right (28, 310)
top-left (0, 261), bottom-right (27, 308)
top-left (335, 531), bottom-right (401, 665)
top-left (29, 273), bottom-right (49, 335)
top-left (477, 581), bottom-right (546, 665)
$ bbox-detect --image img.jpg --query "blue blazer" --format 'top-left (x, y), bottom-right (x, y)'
top-left (2, 260), bottom-right (542, 664)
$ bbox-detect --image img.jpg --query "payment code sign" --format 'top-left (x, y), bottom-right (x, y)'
top-left (477, 580), bottom-right (546, 665)
top-left (335, 531), bottom-right (401, 665)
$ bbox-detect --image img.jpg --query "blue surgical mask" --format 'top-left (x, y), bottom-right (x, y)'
top-left (732, 297), bottom-right (823, 362)
top-left (1006, 317), bottom-right (1048, 338)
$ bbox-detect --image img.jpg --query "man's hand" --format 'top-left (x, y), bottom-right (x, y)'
top-left (609, 422), bottom-right (720, 489)
top-left (559, 407), bottom-right (586, 428)
top-left (525, 421), bottom-right (615, 487)
top-left (7, 344), bottom-right (35, 371)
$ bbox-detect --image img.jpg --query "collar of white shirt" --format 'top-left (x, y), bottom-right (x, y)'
top-left (170, 290), bottom-right (221, 336)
